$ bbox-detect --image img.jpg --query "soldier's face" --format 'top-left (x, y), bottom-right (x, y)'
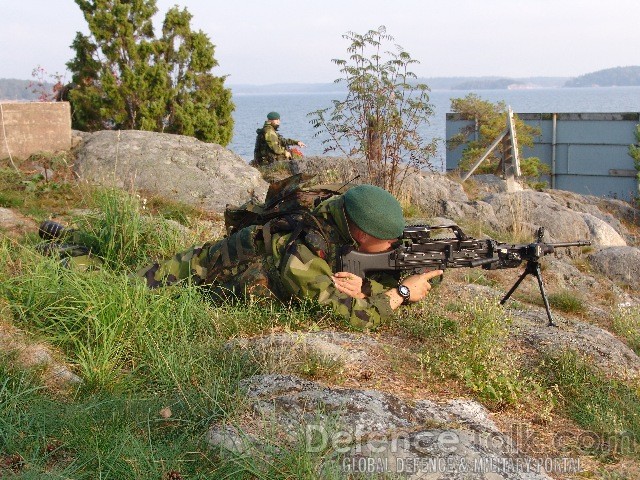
top-left (351, 227), bottom-right (395, 253)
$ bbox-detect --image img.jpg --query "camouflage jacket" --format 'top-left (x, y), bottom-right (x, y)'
top-left (138, 195), bottom-right (396, 330)
top-left (253, 121), bottom-right (299, 165)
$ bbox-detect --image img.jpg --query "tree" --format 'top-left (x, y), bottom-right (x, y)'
top-left (448, 94), bottom-right (549, 189)
top-left (67, 0), bottom-right (233, 145)
top-left (309, 26), bottom-right (437, 195)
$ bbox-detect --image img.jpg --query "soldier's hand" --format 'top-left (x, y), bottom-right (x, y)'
top-left (285, 150), bottom-right (292, 159)
top-left (297, 141), bottom-right (306, 147)
top-left (332, 272), bottom-right (365, 299)
top-left (402, 270), bottom-right (443, 302)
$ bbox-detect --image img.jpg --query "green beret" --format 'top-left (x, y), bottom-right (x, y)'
top-left (267, 111), bottom-right (280, 120)
top-left (344, 185), bottom-right (405, 240)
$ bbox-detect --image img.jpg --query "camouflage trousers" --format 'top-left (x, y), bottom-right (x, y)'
top-left (137, 225), bottom-right (283, 301)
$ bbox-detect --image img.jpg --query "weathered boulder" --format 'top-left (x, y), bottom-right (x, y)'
top-left (403, 172), bottom-right (470, 217)
top-left (470, 174), bottom-right (524, 195)
top-left (509, 309), bottom-right (640, 381)
top-left (229, 331), bottom-right (377, 376)
top-left (73, 130), bottom-right (268, 213)
top-left (208, 373), bottom-right (552, 480)
top-left (483, 190), bottom-right (627, 245)
top-left (588, 246), bottom-right (640, 290)
top-left (291, 155), bottom-right (365, 183)
top-left (0, 315), bottom-right (82, 390)
top-left (0, 207), bottom-right (38, 238)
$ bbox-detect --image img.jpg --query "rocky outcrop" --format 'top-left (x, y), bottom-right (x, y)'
top-left (0, 207), bottom-right (38, 238)
top-left (589, 246), bottom-right (640, 290)
top-left (208, 373), bottom-right (552, 480)
top-left (291, 157), bottom-right (636, 248)
top-left (510, 309), bottom-right (640, 381)
top-left (73, 130), bottom-right (269, 212)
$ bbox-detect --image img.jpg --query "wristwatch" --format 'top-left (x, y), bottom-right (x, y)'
top-left (397, 284), bottom-right (411, 305)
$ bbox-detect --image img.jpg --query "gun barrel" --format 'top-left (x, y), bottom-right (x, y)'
top-left (470, 256), bottom-right (499, 267)
top-left (548, 240), bottom-right (592, 248)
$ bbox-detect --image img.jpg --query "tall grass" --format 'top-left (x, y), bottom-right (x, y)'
top-left (612, 307), bottom-right (640, 355)
top-left (415, 299), bottom-right (544, 409)
top-left (67, 188), bottom-right (193, 271)
top-left (542, 351), bottom-right (640, 458)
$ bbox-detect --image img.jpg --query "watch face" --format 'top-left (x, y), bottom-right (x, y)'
top-left (398, 284), bottom-right (410, 298)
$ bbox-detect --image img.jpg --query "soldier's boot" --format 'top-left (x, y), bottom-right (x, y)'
top-left (36, 220), bottom-right (102, 270)
top-left (38, 220), bottom-right (68, 241)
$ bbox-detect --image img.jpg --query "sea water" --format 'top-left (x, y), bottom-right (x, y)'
top-left (229, 86), bottom-right (640, 169)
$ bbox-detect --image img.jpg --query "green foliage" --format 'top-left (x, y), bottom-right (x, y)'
top-left (565, 66), bottom-right (640, 87)
top-left (612, 307), bottom-right (640, 355)
top-left (542, 351), bottom-right (640, 457)
top-left (0, 219), bottom-right (348, 477)
top-left (548, 290), bottom-right (587, 314)
top-left (67, 0), bottom-right (234, 144)
top-left (309, 26), bottom-right (437, 195)
top-left (0, 154), bottom-right (83, 216)
top-left (0, 361), bottom-right (245, 478)
top-left (448, 94), bottom-right (545, 186)
top-left (396, 305), bottom-right (459, 340)
top-left (418, 299), bottom-right (539, 409)
top-left (65, 188), bottom-right (189, 271)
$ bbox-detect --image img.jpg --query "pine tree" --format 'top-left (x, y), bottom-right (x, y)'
top-left (67, 0), bottom-right (233, 145)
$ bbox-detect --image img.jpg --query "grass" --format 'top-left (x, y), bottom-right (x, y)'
top-left (0, 155), bottom-right (89, 218)
top-left (409, 298), bottom-right (546, 410)
top-left (542, 351), bottom-right (640, 459)
top-left (612, 307), bottom-right (640, 355)
top-left (0, 182), bottom-right (341, 478)
top-left (2, 162), bottom-right (640, 478)
top-left (548, 290), bottom-right (587, 314)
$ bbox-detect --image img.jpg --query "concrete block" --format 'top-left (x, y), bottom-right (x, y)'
top-left (0, 102), bottom-right (71, 160)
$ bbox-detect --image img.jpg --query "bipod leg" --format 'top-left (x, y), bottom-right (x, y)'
top-left (500, 265), bottom-right (530, 306)
top-left (530, 261), bottom-right (557, 327)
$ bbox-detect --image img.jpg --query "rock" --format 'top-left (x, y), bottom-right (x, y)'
top-left (510, 310), bottom-right (640, 381)
top-left (483, 191), bottom-right (595, 243)
top-left (229, 331), bottom-right (377, 375)
top-left (0, 207), bottom-right (38, 238)
top-left (404, 172), bottom-right (471, 218)
top-left (545, 189), bottom-right (633, 244)
top-left (541, 257), bottom-right (599, 292)
top-left (290, 155), bottom-right (366, 184)
top-left (546, 189), bottom-right (639, 228)
top-left (580, 213), bottom-right (627, 246)
top-left (441, 199), bottom-right (503, 232)
top-left (73, 130), bottom-right (268, 213)
top-left (208, 374), bottom-right (552, 480)
top-left (0, 319), bottom-right (82, 390)
top-left (588, 246), bottom-right (640, 290)
top-left (471, 174), bottom-right (524, 195)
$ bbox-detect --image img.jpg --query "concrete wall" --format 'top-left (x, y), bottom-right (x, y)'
top-left (446, 112), bottom-right (640, 201)
top-left (0, 102), bottom-right (71, 160)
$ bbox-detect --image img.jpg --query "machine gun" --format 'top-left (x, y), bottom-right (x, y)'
top-left (340, 225), bottom-right (591, 326)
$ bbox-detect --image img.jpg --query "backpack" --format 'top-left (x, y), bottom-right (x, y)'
top-left (223, 173), bottom-right (352, 236)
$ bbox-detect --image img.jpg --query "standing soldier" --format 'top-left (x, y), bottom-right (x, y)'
top-left (253, 111), bottom-right (306, 165)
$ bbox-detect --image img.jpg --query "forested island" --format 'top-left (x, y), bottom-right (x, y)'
top-left (564, 66), bottom-right (640, 87)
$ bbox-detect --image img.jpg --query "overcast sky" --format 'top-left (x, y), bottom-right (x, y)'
top-left (2, 0), bottom-right (639, 85)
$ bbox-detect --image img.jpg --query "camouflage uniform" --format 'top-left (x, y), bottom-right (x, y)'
top-left (138, 194), bottom-right (396, 330)
top-left (253, 121), bottom-right (300, 165)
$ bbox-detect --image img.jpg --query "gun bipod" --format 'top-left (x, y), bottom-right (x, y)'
top-left (500, 260), bottom-right (557, 327)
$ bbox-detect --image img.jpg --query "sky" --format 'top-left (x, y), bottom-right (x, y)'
top-left (1, 0), bottom-right (639, 85)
